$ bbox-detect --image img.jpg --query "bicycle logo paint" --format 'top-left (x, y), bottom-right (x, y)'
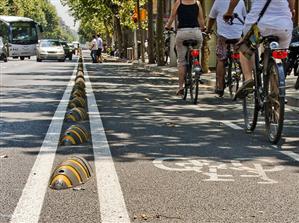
top-left (153, 157), bottom-right (284, 184)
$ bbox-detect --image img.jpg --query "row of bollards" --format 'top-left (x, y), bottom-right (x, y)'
top-left (50, 52), bottom-right (93, 190)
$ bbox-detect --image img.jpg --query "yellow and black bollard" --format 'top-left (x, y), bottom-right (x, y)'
top-left (49, 156), bottom-right (92, 190)
top-left (60, 125), bottom-right (90, 145)
top-left (65, 107), bottom-right (88, 122)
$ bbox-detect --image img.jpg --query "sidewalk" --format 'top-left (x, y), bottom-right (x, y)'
top-left (132, 62), bottom-right (299, 108)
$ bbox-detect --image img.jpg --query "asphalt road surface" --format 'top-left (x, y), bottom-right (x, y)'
top-left (0, 54), bottom-right (298, 223)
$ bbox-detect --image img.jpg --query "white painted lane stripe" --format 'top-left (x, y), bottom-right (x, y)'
top-left (84, 63), bottom-right (130, 223)
top-left (10, 64), bottom-right (77, 223)
top-left (279, 151), bottom-right (299, 162)
top-left (221, 121), bottom-right (243, 130)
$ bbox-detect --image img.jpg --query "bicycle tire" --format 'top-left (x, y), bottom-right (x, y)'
top-left (242, 51), bottom-right (259, 132)
top-left (264, 60), bottom-right (285, 144)
top-left (227, 57), bottom-right (233, 99)
top-left (229, 60), bottom-right (241, 99)
top-left (190, 71), bottom-right (199, 104)
top-left (295, 76), bottom-right (299, 90)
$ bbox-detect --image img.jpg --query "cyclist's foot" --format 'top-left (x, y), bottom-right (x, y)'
top-left (234, 79), bottom-right (254, 100)
top-left (176, 88), bottom-right (184, 96)
top-left (214, 88), bottom-right (224, 97)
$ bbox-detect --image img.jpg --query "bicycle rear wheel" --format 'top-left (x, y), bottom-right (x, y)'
top-left (242, 52), bottom-right (259, 132)
top-left (264, 60), bottom-right (285, 144)
top-left (229, 61), bottom-right (241, 99)
top-left (190, 70), bottom-right (199, 104)
top-left (226, 58), bottom-right (233, 99)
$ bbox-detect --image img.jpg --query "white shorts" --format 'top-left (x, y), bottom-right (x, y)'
top-left (175, 28), bottom-right (203, 66)
top-left (243, 24), bottom-right (292, 49)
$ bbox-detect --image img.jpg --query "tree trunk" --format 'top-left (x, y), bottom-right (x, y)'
top-left (137, 0), bottom-right (145, 62)
top-left (104, 22), bottom-right (112, 52)
top-left (114, 16), bottom-right (123, 57)
top-left (147, 0), bottom-right (155, 64)
top-left (156, 0), bottom-right (165, 66)
top-left (199, 0), bottom-right (210, 73)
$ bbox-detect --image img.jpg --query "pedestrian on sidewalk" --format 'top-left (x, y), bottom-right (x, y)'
top-left (165, 0), bottom-right (206, 96)
top-left (207, 0), bottom-right (246, 97)
top-left (96, 34), bottom-right (103, 63)
top-left (90, 35), bottom-right (98, 63)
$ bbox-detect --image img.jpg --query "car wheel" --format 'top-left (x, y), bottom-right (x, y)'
top-left (37, 57), bottom-right (42, 62)
top-left (4, 56), bottom-right (8, 62)
top-left (69, 56), bottom-right (72, 61)
top-left (20, 56), bottom-right (25, 60)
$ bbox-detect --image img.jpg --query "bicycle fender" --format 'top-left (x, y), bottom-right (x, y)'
top-left (276, 62), bottom-right (286, 97)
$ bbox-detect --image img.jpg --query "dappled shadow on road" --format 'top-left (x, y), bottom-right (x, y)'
top-left (0, 68), bottom-right (75, 150)
top-left (85, 62), bottom-right (299, 169)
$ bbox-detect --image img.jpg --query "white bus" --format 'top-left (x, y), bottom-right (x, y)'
top-left (0, 16), bottom-right (42, 60)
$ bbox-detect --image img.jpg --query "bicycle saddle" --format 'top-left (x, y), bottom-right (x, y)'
top-left (225, 39), bottom-right (239, 44)
top-left (183, 39), bottom-right (198, 47)
top-left (263, 35), bottom-right (279, 43)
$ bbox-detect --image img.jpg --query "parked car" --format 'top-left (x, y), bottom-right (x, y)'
top-left (36, 39), bottom-right (65, 62)
top-left (60, 40), bottom-right (72, 60)
top-left (0, 37), bottom-right (8, 62)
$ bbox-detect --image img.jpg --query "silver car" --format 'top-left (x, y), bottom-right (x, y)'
top-left (36, 39), bottom-right (65, 62)
top-left (0, 37), bottom-right (8, 62)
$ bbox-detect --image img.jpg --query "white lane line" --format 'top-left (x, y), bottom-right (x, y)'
top-left (10, 64), bottom-right (77, 223)
top-left (84, 63), bottom-right (130, 223)
top-left (221, 121), bottom-right (243, 130)
top-left (278, 151), bottom-right (299, 162)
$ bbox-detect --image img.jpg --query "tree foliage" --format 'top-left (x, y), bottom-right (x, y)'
top-left (0, 0), bottom-right (75, 42)
top-left (61, 0), bottom-right (146, 50)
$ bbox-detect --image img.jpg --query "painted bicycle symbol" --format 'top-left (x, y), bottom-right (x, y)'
top-left (153, 157), bottom-right (284, 184)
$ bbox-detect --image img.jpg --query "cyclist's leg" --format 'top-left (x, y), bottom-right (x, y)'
top-left (215, 36), bottom-right (227, 95)
top-left (175, 30), bottom-right (188, 93)
top-left (234, 24), bottom-right (256, 99)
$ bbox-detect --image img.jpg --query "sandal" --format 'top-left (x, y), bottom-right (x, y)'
top-left (176, 88), bottom-right (184, 96)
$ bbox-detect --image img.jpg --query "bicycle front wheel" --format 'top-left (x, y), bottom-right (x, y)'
top-left (264, 60), bottom-right (285, 144)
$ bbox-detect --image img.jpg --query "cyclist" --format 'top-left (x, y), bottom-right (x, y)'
top-left (223, 0), bottom-right (294, 100)
top-left (165, 0), bottom-right (206, 96)
top-left (207, 0), bottom-right (246, 97)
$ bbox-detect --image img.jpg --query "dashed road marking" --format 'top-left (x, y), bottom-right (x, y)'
top-left (221, 120), bottom-right (243, 130)
top-left (84, 62), bottom-right (130, 223)
top-left (10, 63), bottom-right (77, 223)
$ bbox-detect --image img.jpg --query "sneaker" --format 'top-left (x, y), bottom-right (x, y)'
top-left (233, 79), bottom-right (254, 100)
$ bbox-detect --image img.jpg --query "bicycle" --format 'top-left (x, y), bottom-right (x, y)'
top-left (286, 26), bottom-right (299, 90)
top-left (163, 29), bottom-right (177, 64)
top-left (242, 35), bottom-right (288, 144)
top-left (224, 13), bottom-right (245, 99)
top-left (182, 35), bottom-right (207, 105)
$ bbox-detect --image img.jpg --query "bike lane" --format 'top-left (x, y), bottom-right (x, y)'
top-left (87, 61), bottom-right (298, 222)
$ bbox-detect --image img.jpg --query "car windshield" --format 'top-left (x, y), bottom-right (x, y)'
top-left (11, 22), bottom-right (38, 45)
top-left (41, 41), bottom-right (61, 47)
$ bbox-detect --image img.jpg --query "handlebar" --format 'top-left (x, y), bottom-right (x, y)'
top-left (227, 13), bottom-right (245, 26)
